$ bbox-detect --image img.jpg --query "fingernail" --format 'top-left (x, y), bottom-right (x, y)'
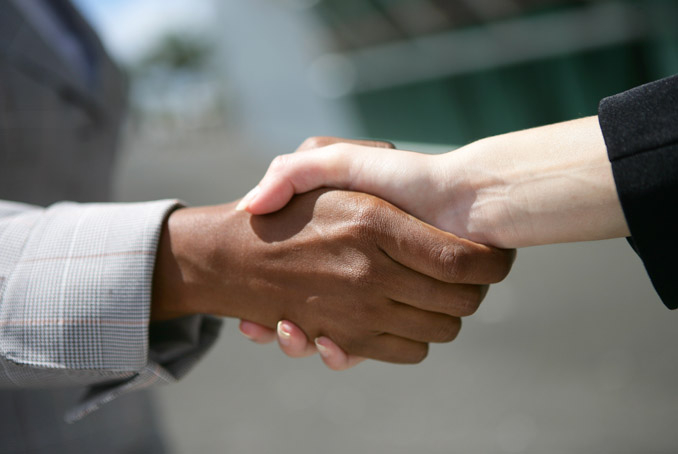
top-left (277, 321), bottom-right (292, 346)
top-left (315, 337), bottom-right (330, 357)
top-left (235, 186), bottom-right (260, 211)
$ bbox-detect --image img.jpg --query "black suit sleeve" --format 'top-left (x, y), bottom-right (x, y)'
top-left (598, 75), bottom-right (678, 309)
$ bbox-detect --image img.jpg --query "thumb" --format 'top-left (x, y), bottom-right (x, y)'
top-left (238, 147), bottom-right (357, 215)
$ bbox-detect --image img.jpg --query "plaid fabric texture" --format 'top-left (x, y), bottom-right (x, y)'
top-left (0, 199), bottom-right (222, 422)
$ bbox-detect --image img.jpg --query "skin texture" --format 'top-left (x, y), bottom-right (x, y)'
top-left (152, 189), bottom-right (515, 364)
top-left (241, 117), bottom-right (629, 248)
top-left (239, 120), bottom-right (630, 366)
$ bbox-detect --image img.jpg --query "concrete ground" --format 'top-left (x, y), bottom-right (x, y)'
top-left (113, 127), bottom-right (678, 454)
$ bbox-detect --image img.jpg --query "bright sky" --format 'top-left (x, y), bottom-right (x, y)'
top-left (72, 0), bottom-right (215, 63)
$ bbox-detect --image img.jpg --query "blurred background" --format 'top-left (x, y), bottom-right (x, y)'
top-left (73, 0), bottom-right (678, 452)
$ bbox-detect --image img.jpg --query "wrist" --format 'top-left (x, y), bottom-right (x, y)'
top-left (442, 117), bottom-right (629, 248)
top-left (151, 207), bottom-right (198, 321)
top-left (152, 204), bottom-right (248, 321)
top-left (152, 201), bottom-right (276, 323)
top-left (437, 140), bottom-right (519, 247)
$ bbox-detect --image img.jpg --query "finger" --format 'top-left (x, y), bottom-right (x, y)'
top-left (295, 136), bottom-right (395, 153)
top-left (276, 321), bottom-right (317, 358)
top-left (315, 337), bottom-right (366, 371)
top-left (238, 148), bottom-right (356, 215)
top-left (240, 142), bottom-right (404, 214)
top-left (378, 303), bottom-right (463, 343)
top-left (239, 320), bottom-right (277, 344)
top-left (240, 142), bottom-right (425, 215)
top-left (242, 138), bottom-right (371, 214)
top-left (347, 334), bottom-right (430, 365)
top-left (377, 211), bottom-right (516, 284)
top-left (380, 257), bottom-right (490, 316)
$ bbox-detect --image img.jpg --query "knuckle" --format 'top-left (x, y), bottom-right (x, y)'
top-left (431, 317), bottom-right (462, 342)
top-left (485, 248), bottom-right (516, 283)
top-left (438, 244), bottom-right (469, 282)
top-left (301, 136), bottom-right (328, 150)
top-left (340, 251), bottom-right (392, 294)
top-left (345, 255), bottom-right (379, 289)
top-left (455, 286), bottom-right (484, 316)
top-left (350, 204), bottom-right (382, 239)
top-left (406, 343), bottom-right (429, 364)
top-left (269, 154), bottom-right (294, 172)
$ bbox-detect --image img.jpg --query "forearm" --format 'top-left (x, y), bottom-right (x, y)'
top-left (442, 116), bottom-right (629, 248)
top-left (243, 125), bottom-right (628, 249)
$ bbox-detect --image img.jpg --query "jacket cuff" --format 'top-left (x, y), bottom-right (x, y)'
top-left (0, 199), bottom-right (223, 420)
top-left (67, 314), bottom-right (222, 423)
top-left (599, 75), bottom-right (678, 309)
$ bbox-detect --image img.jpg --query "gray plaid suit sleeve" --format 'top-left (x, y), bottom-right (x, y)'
top-left (0, 199), bottom-right (222, 422)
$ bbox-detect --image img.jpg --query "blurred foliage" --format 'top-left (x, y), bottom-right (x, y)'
top-left (126, 32), bottom-right (224, 132)
top-left (136, 34), bottom-right (213, 72)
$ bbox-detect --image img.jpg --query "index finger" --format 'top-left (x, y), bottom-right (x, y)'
top-left (376, 207), bottom-right (516, 284)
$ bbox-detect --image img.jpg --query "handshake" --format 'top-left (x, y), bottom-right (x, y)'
top-left (153, 118), bottom-right (628, 370)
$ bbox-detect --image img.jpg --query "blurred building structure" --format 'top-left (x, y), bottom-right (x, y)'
top-left (209, 0), bottom-right (678, 148)
top-left (95, 0), bottom-right (678, 155)
top-left (73, 1), bottom-right (678, 452)
top-left (307, 0), bottom-right (678, 144)
top-left (213, 0), bottom-right (365, 155)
